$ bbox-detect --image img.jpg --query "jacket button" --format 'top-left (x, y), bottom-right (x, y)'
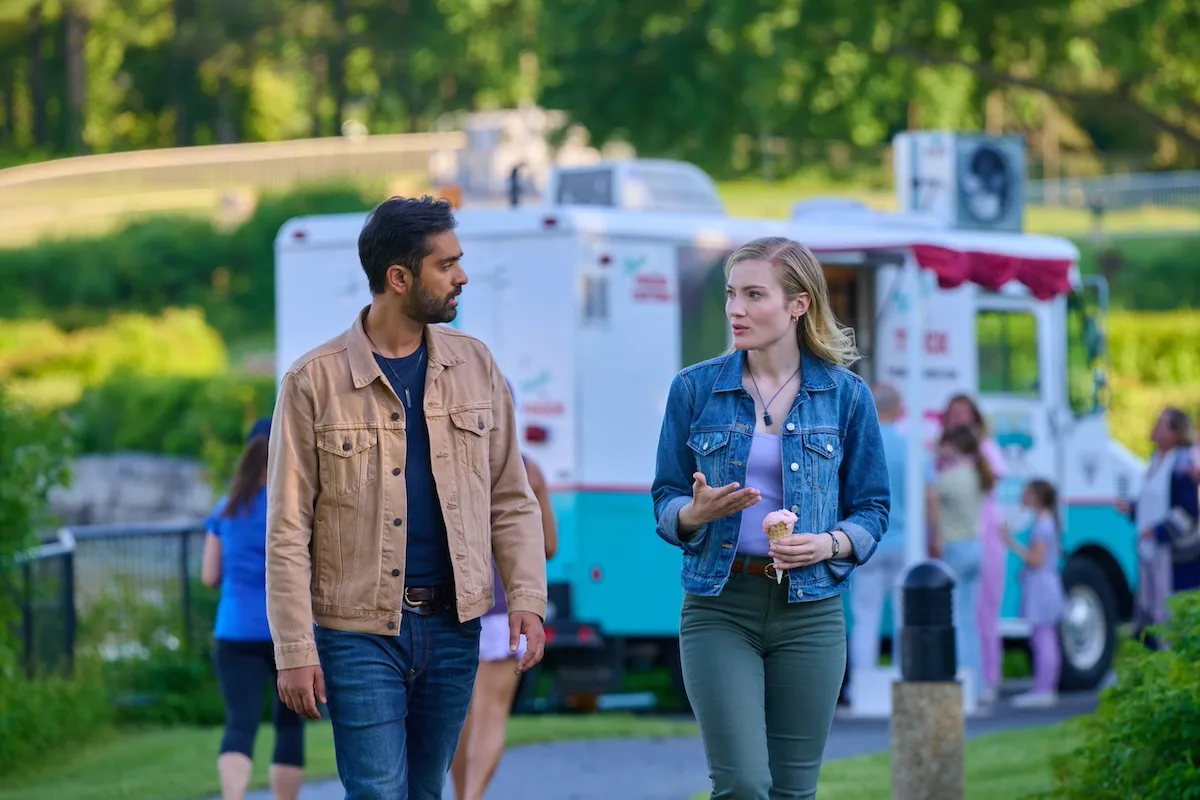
top-left (790, 462), bottom-right (799, 471)
top-left (702, 441), bottom-right (709, 450)
top-left (790, 504), bottom-right (799, 513)
top-left (391, 568), bottom-right (400, 577)
top-left (393, 518), bottom-right (403, 526)
top-left (392, 467), bottom-right (401, 476)
top-left (826, 443), bottom-right (834, 453)
top-left (477, 419), bottom-right (485, 430)
top-left (392, 412), bottom-right (400, 421)
top-left (387, 621), bottom-right (396, 630)
top-left (342, 441), bottom-right (352, 451)
top-left (786, 422), bottom-right (796, 432)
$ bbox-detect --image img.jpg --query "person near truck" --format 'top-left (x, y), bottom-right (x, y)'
top-left (1002, 478), bottom-right (1066, 709)
top-left (940, 393), bottom-right (1006, 707)
top-left (265, 195), bottom-right (548, 800)
top-left (848, 381), bottom-right (934, 694)
top-left (451, 379), bottom-right (559, 800)
top-left (201, 418), bottom-right (305, 800)
top-left (652, 235), bottom-right (890, 799)
top-left (1119, 407), bottom-right (1200, 649)
top-left (927, 424), bottom-right (995, 709)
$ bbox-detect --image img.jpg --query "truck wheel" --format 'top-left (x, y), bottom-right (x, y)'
top-left (1059, 557), bottom-right (1118, 692)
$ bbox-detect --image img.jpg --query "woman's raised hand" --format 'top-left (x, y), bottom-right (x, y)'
top-left (685, 471), bottom-right (761, 527)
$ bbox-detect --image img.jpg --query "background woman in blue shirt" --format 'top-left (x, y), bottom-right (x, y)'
top-left (202, 418), bottom-right (305, 800)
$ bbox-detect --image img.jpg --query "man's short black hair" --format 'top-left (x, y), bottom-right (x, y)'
top-left (358, 195), bottom-right (458, 295)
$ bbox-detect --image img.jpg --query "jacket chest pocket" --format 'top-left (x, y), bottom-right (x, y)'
top-left (687, 430), bottom-right (732, 486)
top-left (317, 427), bottom-right (378, 498)
top-left (450, 408), bottom-right (494, 478)
top-left (803, 431), bottom-right (843, 490)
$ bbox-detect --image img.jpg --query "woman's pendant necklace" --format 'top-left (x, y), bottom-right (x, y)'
top-left (748, 366), bottom-right (801, 427)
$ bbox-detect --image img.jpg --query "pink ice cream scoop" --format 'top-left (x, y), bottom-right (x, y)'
top-left (762, 508), bottom-right (798, 541)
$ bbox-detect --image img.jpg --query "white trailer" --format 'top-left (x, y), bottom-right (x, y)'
top-left (275, 158), bottom-right (1142, 710)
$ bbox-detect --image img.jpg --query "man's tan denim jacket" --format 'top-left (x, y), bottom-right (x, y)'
top-left (265, 309), bottom-right (547, 670)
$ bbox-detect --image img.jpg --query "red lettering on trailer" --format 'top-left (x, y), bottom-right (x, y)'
top-left (523, 401), bottom-right (566, 417)
top-left (894, 329), bottom-right (951, 355)
top-left (633, 274), bottom-right (672, 302)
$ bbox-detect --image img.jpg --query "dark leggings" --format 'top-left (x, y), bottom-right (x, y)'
top-left (214, 639), bottom-right (305, 767)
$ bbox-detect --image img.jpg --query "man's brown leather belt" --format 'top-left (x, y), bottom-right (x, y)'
top-left (403, 586), bottom-right (452, 615)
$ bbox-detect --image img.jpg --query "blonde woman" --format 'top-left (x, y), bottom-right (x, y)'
top-left (652, 236), bottom-right (890, 799)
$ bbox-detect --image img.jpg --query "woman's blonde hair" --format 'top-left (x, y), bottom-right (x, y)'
top-left (723, 236), bottom-right (859, 366)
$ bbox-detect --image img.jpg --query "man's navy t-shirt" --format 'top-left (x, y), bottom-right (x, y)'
top-left (375, 344), bottom-right (454, 588)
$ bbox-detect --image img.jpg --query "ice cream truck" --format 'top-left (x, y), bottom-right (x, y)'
top-left (274, 156), bottom-right (1143, 710)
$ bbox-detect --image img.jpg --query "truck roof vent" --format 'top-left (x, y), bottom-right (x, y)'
top-left (547, 159), bottom-right (725, 216)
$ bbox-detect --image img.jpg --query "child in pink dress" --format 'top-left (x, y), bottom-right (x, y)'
top-left (1003, 479), bottom-right (1065, 708)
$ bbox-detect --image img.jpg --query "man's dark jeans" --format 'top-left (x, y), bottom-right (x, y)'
top-left (315, 610), bottom-right (482, 799)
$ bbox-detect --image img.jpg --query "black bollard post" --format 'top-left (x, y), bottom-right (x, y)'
top-left (891, 561), bottom-right (964, 800)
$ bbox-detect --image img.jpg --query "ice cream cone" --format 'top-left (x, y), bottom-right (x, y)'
top-left (766, 522), bottom-right (792, 541)
top-left (762, 509), bottom-right (798, 584)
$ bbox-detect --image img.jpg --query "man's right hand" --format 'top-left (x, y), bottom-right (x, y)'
top-left (278, 664), bottom-right (327, 720)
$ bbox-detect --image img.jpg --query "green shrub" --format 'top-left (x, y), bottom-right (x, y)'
top-left (70, 371), bottom-right (277, 486)
top-left (85, 577), bottom-right (226, 726)
top-left (1077, 235), bottom-right (1200, 312)
top-left (0, 308), bottom-right (229, 408)
top-left (0, 384), bottom-right (108, 775)
top-left (0, 385), bottom-right (73, 651)
top-left (0, 386), bottom-right (73, 568)
top-left (1049, 590), bottom-right (1200, 799)
top-left (0, 181), bottom-right (379, 340)
top-left (1091, 310), bottom-right (1200, 460)
top-left (1108, 311), bottom-right (1200, 388)
top-left (0, 662), bottom-right (113, 776)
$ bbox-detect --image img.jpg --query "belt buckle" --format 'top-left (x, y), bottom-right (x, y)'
top-left (763, 562), bottom-right (779, 581)
top-left (403, 588), bottom-right (426, 608)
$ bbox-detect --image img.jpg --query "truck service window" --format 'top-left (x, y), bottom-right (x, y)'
top-left (977, 309), bottom-right (1040, 396)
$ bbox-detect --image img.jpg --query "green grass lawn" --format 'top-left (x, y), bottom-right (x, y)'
top-left (0, 714), bottom-right (698, 800)
top-left (690, 723), bottom-right (1081, 800)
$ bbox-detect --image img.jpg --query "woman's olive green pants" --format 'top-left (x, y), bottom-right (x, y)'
top-left (681, 565), bottom-right (846, 800)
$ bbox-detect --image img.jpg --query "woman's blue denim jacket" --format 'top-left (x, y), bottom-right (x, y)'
top-left (652, 348), bottom-right (890, 603)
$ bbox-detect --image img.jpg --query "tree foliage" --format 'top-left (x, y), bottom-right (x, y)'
top-left (0, 0), bottom-right (1194, 173)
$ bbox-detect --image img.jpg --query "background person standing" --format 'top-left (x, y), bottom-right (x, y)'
top-left (202, 418), bottom-right (305, 800)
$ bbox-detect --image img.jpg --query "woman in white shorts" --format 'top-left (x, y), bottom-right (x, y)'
top-left (451, 403), bottom-right (558, 800)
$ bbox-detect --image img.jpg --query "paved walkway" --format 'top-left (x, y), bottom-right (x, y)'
top-left (236, 689), bottom-right (1098, 800)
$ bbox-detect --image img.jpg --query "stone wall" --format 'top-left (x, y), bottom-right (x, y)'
top-left (48, 453), bottom-right (216, 528)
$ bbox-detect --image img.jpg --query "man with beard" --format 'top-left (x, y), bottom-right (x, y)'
top-left (266, 196), bottom-right (547, 800)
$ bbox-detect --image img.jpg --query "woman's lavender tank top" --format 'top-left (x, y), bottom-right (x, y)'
top-left (736, 433), bottom-right (785, 556)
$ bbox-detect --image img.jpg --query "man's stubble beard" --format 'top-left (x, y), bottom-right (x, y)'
top-left (405, 277), bottom-right (458, 325)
